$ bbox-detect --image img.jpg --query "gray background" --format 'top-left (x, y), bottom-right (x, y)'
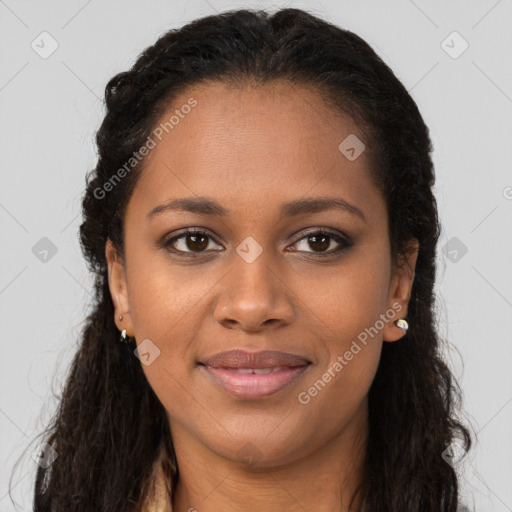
top-left (1, 0), bottom-right (511, 510)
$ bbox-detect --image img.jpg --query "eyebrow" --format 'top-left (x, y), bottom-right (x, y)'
top-left (146, 196), bottom-right (366, 221)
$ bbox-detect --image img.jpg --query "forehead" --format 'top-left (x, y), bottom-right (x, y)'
top-left (127, 80), bottom-right (384, 222)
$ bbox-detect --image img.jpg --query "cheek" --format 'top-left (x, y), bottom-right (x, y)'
top-left (125, 244), bottom-right (212, 341)
top-left (296, 249), bottom-right (391, 344)
top-left (124, 255), bottom-right (210, 397)
top-left (295, 249), bottom-right (388, 397)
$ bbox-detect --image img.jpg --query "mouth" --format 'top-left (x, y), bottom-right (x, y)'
top-left (198, 349), bottom-right (312, 400)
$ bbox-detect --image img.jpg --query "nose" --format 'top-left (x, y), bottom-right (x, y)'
top-left (213, 253), bottom-right (295, 333)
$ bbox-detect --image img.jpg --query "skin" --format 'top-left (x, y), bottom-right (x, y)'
top-left (106, 80), bottom-right (419, 512)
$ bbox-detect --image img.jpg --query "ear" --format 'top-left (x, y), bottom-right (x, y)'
top-left (105, 239), bottom-right (134, 337)
top-left (383, 238), bottom-right (419, 342)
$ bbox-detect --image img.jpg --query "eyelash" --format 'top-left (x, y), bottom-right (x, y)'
top-left (161, 228), bottom-right (353, 259)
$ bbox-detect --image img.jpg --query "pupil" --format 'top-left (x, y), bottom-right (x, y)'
top-left (310, 235), bottom-right (329, 252)
top-left (187, 234), bottom-right (208, 251)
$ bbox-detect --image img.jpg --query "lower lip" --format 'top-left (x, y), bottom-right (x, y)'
top-left (201, 365), bottom-right (310, 399)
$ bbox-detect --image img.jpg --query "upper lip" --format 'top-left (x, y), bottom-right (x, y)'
top-left (200, 349), bottom-right (311, 369)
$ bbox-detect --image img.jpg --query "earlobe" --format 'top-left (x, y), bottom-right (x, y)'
top-left (105, 239), bottom-right (133, 335)
top-left (383, 238), bottom-right (419, 342)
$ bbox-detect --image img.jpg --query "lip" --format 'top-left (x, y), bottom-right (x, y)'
top-left (199, 349), bottom-right (311, 400)
top-left (201, 349), bottom-right (311, 369)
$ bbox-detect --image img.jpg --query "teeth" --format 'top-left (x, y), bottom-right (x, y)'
top-left (228, 367), bottom-right (286, 374)
top-left (253, 368), bottom-right (273, 374)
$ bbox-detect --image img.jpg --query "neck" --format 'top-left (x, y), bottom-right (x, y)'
top-left (169, 404), bottom-right (368, 512)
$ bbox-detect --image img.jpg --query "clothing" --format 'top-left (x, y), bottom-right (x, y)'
top-left (143, 447), bottom-right (173, 512)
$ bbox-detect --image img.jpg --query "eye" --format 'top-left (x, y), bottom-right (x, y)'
top-left (288, 229), bottom-right (352, 257)
top-left (162, 228), bottom-right (352, 258)
top-left (162, 229), bottom-right (223, 255)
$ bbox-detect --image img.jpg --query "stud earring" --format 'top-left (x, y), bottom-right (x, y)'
top-left (119, 315), bottom-right (123, 321)
top-left (394, 318), bottom-right (409, 332)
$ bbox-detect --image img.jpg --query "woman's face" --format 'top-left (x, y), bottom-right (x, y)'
top-left (107, 80), bottom-right (418, 468)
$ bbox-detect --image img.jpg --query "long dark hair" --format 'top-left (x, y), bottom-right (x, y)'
top-left (25, 7), bottom-right (472, 511)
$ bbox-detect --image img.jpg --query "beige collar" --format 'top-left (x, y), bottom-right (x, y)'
top-left (142, 446), bottom-right (173, 512)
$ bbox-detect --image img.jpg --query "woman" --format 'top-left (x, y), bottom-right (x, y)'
top-left (32, 7), bottom-right (472, 511)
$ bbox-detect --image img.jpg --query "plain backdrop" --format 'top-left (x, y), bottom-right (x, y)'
top-left (1, 1), bottom-right (511, 510)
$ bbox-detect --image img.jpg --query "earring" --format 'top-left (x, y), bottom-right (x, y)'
top-left (395, 318), bottom-right (409, 332)
top-left (120, 329), bottom-right (129, 343)
top-left (119, 315), bottom-right (123, 321)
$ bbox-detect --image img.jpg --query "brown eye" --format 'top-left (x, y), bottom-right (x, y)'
top-left (163, 230), bottom-right (223, 255)
top-left (307, 234), bottom-right (331, 252)
top-left (289, 229), bottom-right (352, 256)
